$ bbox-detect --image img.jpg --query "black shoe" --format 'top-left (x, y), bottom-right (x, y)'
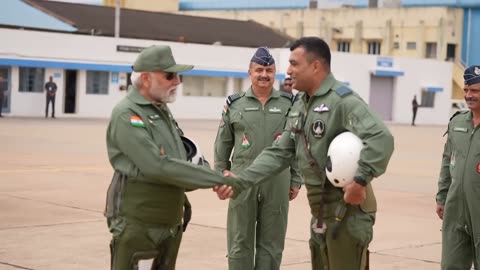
top-left (52, 116), bottom-right (56, 119)
top-left (0, 115), bottom-right (3, 118)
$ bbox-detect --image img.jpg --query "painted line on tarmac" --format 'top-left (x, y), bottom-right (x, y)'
top-left (3, 194), bottom-right (103, 214)
top-left (0, 262), bottom-right (34, 270)
top-left (0, 167), bottom-right (109, 173)
top-left (0, 220), bottom-right (103, 231)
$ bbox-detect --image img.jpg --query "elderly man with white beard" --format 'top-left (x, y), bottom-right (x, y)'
top-left (105, 45), bottom-right (234, 270)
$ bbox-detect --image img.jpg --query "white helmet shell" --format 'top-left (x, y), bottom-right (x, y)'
top-left (325, 132), bottom-right (363, 188)
top-left (181, 136), bottom-right (210, 166)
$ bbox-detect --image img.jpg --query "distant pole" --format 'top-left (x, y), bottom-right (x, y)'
top-left (114, 0), bottom-right (120, 38)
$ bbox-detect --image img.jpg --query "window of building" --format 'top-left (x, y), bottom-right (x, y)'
top-left (337, 41), bottom-right (351, 52)
top-left (406, 42), bottom-right (416, 50)
top-left (19, 67), bottom-right (45, 92)
top-left (425, 42), bottom-right (437, 59)
top-left (367, 41), bottom-right (381, 55)
top-left (182, 76), bottom-right (228, 97)
top-left (393, 42), bottom-right (400, 49)
top-left (86, 71), bottom-right (109, 94)
top-left (421, 90), bottom-right (435, 108)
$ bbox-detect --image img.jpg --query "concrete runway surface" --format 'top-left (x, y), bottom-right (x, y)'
top-left (0, 117), bottom-right (448, 269)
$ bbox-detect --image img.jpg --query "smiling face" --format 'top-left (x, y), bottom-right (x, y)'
top-left (287, 47), bottom-right (328, 95)
top-left (248, 62), bottom-right (275, 90)
top-left (464, 82), bottom-right (480, 113)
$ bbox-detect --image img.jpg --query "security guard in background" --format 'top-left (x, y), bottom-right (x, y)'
top-left (105, 45), bottom-right (233, 270)
top-left (214, 47), bottom-right (302, 270)
top-left (436, 65), bottom-right (480, 269)
top-left (216, 37), bottom-right (394, 269)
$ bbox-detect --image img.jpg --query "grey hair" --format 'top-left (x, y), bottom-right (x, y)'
top-left (130, 71), bottom-right (143, 88)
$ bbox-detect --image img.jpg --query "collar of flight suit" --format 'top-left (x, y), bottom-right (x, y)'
top-left (245, 86), bottom-right (280, 100)
top-left (127, 85), bottom-right (155, 105)
top-left (312, 73), bottom-right (337, 97)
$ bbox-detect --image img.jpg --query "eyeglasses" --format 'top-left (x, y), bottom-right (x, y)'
top-left (165, 72), bottom-right (177, 81)
top-left (284, 83), bottom-right (292, 87)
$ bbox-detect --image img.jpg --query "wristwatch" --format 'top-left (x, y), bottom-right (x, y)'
top-left (353, 176), bottom-right (367, 187)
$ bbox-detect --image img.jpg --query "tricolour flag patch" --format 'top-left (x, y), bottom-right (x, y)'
top-left (130, 116), bottom-right (145, 128)
top-left (241, 134), bottom-right (250, 148)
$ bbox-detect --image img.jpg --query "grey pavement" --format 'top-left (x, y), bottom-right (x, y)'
top-left (0, 117), bottom-right (447, 269)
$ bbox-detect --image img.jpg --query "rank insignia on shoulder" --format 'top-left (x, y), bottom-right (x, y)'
top-left (226, 92), bottom-right (245, 106)
top-left (280, 91), bottom-right (295, 102)
top-left (130, 115), bottom-right (146, 128)
top-left (335, 86), bottom-right (353, 97)
top-left (449, 110), bottom-right (468, 121)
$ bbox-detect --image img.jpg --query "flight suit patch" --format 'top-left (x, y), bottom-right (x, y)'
top-left (269, 107), bottom-right (282, 113)
top-left (313, 104), bottom-right (329, 113)
top-left (477, 162), bottom-right (480, 174)
top-left (450, 153), bottom-right (455, 169)
top-left (312, 120), bottom-right (325, 138)
top-left (274, 132), bottom-right (282, 141)
top-left (244, 107), bottom-right (259, 111)
top-left (241, 134), bottom-right (250, 148)
top-left (453, 127), bottom-right (468, 132)
top-left (130, 116), bottom-right (146, 128)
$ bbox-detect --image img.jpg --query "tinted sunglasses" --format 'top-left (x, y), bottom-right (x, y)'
top-left (165, 72), bottom-right (177, 81)
top-left (284, 83), bottom-right (292, 86)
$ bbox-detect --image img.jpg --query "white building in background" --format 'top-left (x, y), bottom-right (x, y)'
top-left (1, 28), bottom-right (452, 125)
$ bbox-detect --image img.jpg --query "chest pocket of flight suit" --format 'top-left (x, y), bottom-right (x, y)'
top-left (229, 111), bottom-right (253, 162)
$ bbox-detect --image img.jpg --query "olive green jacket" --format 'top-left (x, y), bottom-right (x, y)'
top-left (231, 74), bottom-right (394, 211)
top-left (436, 110), bottom-right (480, 205)
top-left (214, 87), bottom-right (302, 188)
top-left (106, 87), bottom-right (228, 225)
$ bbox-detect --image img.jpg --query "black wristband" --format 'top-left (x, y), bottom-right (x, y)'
top-left (353, 176), bottom-right (367, 187)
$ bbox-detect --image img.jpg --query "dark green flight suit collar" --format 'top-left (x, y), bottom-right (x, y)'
top-left (303, 73), bottom-right (337, 101)
top-left (245, 86), bottom-right (280, 100)
top-left (127, 86), bottom-right (151, 105)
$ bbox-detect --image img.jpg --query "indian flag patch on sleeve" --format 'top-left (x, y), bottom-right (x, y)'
top-left (130, 115), bottom-right (145, 128)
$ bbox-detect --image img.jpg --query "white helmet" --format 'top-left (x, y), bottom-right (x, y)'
top-left (325, 132), bottom-right (363, 188)
top-left (181, 136), bottom-right (210, 166)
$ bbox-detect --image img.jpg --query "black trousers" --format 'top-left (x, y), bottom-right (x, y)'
top-left (46, 95), bottom-right (55, 117)
top-left (412, 108), bottom-right (418, 125)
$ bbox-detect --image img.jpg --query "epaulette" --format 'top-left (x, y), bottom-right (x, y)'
top-left (226, 92), bottom-right (245, 106)
top-left (280, 91), bottom-right (295, 103)
top-left (449, 110), bottom-right (468, 122)
top-left (334, 86), bottom-right (353, 97)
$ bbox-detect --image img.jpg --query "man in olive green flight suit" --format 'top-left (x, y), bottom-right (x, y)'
top-left (436, 65), bottom-right (480, 270)
top-left (216, 37), bottom-right (394, 270)
top-left (214, 47), bottom-right (302, 270)
top-left (105, 45), bottom-right (232, 270)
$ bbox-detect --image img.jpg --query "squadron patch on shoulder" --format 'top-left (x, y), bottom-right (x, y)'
top-left (274, 132), bottom-right (282, 141)
top-left (130, 116), bottom-right (145, 128)
top-left (312, 120), bottom-right (325, 138)
top-left (477, 162), bottom-right (480, 174)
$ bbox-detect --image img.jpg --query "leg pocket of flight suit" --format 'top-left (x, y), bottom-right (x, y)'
top-left (345, 206), bottom-right (375, 247)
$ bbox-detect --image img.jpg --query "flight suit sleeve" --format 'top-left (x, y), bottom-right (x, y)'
top-left (341, 97), bottom-right (395, 184)
top-left (436, 132), bottom-right (452, 206)
top-left (109, 111), bottom-right (232, 189)
top-left (214, 106), bottom-right (234, 172)
top-left (289, 158), bottom-right (303, 189)
top-left (232, 131), bottom-right (296, 195)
